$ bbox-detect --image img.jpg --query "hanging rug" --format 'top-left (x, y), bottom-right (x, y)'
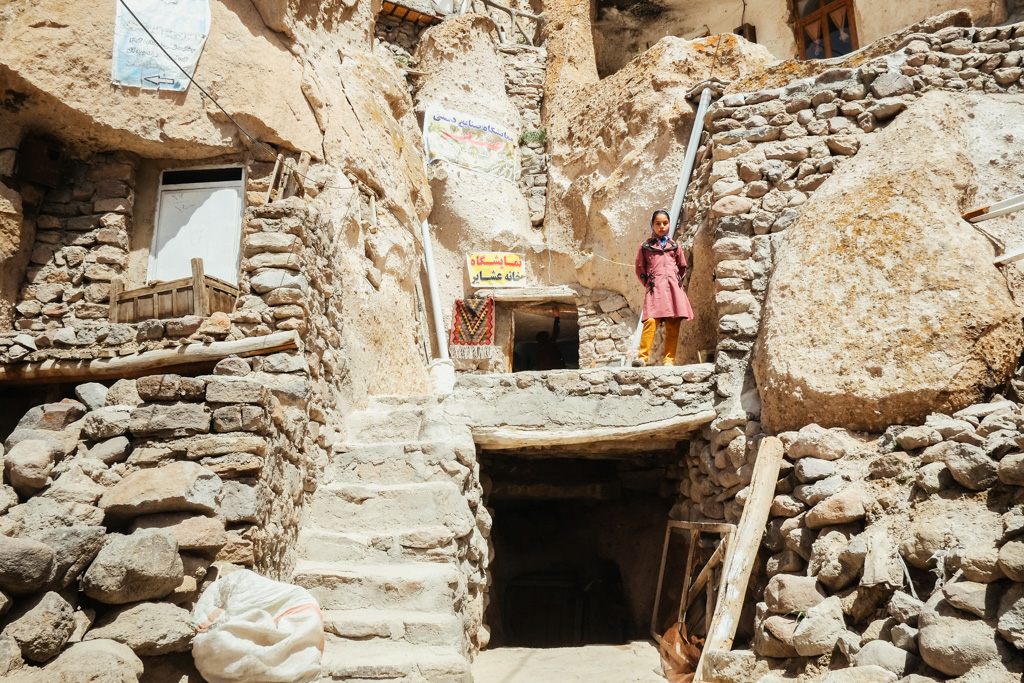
top-left (450, 298), bottom-right (495, 346)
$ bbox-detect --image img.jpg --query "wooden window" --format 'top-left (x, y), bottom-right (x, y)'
top-left (149, 167), bottom-right (245, 285)
top-left (794, 0), bottom-right (858, 60)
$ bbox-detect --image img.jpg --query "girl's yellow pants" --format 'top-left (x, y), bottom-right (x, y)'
top-left (639, 317), bottom-right (681, 366)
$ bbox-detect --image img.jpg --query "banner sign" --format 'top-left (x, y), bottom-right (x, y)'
top-left (112, 0), bottom-right (211, 91)
top-left (424, 105), bottom-right (517, 183)
top-left (467, 252), bottom-right (525, 287)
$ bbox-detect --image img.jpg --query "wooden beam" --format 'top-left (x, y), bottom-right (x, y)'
top-left (472, 409), bottom-right (716, 449)
top-left (695, 436), bottom-right (784, 682)
top-left (0, 331), bottom-right (299, 385)
top-left (473, 286), bottom-right (577, 303)
top-left (487, 480), bottom-right (621, 501)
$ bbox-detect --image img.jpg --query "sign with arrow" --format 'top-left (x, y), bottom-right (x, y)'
top-left (111, 0), bottom-right (211, 92)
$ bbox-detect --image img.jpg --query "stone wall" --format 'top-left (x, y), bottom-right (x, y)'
top-left (737, 399), bottom-right (1024, 680)
top-left (498, 44), bottom-right (548, 226)
top-left (14, 152), bottom-right (138, 332)
top-left (374, 15), bottom-right (427, 66)
top-left (0, 353), bottom-right (309, 674)
top-left (678, 20), bottom-right (1024, 530)
top-left (446, 364), bottom-right (715, 435)
top-left (577, 290), bottom-right (637, 368)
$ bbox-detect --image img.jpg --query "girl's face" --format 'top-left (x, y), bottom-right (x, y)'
top-left (652, 214), bottom-right (670, 237)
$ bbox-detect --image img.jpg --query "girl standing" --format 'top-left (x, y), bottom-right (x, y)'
top-left (633, 209), bottom-right (694, 366)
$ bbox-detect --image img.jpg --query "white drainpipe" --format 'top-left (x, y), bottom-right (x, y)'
top-left (420, 219), bottom-right (450, 361)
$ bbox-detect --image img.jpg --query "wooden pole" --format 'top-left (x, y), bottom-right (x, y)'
top-left (190, 258), bottom-right (207, 318)
top-left (695, 436), bottom-right (784, 682)
top-left (0, 331), bottom-right (299, 385)
top-left (108, 277), bottom-right (124, 323)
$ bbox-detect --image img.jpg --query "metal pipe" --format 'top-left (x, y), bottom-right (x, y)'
top-left (667, 86), bottom-right (713, 239)
top-left (626, 86), bottom-right (714, 364)
top-left (420, 219), bottom-right (450, 361)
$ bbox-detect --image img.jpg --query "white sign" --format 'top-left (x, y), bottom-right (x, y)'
top-left (423, 105), bottom-right (518, 183)
top-left (111, 0), bottom-right (211, 91)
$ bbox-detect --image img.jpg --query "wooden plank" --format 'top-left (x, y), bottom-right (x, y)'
top-left (995, 245), bottom-right (1024, 266)
top-left (650, 523), bottom-right (675, 643)
top-left (695, 436), bottom-right (784, 682)
top-left (0, 331), bottom-right (299, 385)
top-left (473, 409), bottom-right (716, 449)
top-left (685, 541), bottom-right (726, 611)
top-left (472, 286), bottom-right (577, 303)
top-left (265, 154), bottom-right (282, 203)
top-left (677, 529), bottom-right (699, 624)
top-left (191, 258), bottom-right (207, 318)
top-left (283, 152), bottom-right (311, 199)
top-left (109, 277), bottom-right (123, 323)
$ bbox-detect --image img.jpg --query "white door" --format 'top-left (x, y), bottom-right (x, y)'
top-left (150, 175), bottom-right (244, 285)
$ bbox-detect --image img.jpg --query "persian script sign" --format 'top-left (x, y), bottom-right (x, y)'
top-left (424, 105), bottom-right (517, 183)
top-left (111, 0), bottom-right (211, 91)
top-left (467, 253), bottom-right (525, 288)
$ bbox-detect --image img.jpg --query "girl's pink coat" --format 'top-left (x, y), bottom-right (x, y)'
top-left (634, 237), bottom-right (694, 321)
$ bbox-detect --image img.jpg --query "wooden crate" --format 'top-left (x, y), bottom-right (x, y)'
top-left (109, 258), bottom-right (238, 323)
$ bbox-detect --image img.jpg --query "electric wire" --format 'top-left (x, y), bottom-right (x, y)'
top-left (115, 0), bottom-right (354, 195)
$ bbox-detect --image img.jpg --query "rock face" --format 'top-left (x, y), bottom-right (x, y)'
top-left (756, 91), bottom-right (1023, 432)
top-left (413, 14), bottom-right (531, 340)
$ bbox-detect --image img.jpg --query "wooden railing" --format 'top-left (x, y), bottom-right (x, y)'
top-left (109, 258), bottom-right (238, 323)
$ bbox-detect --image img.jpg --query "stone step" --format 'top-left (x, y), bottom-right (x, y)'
top-left (322, 609), bottom-right (463, 648)
top-left (296, 527), bottom-right (460, 565)
top-left (306, 482), bottom-right (475, 536)
top-left (325, 441), bottom-right (467, 486)
top-left (319, 639), bottom-right (470, 682)
top-left (293, 561), bottom-right (460, 613)
top-left (343, 405), bottom-right (427, 443)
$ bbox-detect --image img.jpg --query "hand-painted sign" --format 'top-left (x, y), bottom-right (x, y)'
top-left (424, 105), bottom-right (517, 183)
top-left (111, 0), bottom-right (211, 92)
top-left (467, 252), bottom-right (525, 287)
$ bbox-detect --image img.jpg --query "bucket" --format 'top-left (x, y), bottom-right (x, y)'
top-left (427, 359), bottom-right (456, 395)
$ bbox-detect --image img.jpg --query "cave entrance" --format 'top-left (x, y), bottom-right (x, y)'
top-left (510, 305), bottom-right (580, 372)
top-left (481, 450), bottom-right (678, 648)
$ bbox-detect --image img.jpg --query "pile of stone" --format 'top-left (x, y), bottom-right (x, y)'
top-left (0, 355), bottom-right (311, 679)
top-left (723, 398), bottom-right (1024, 682)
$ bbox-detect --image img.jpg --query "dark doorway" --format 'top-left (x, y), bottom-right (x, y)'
top-left (511, 306), bottom-right (579, 372)
top-left (482, 453), bottom-right (677, 648)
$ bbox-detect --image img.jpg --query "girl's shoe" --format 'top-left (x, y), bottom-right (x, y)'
top-left (632, 359), bottom-right (646, 367)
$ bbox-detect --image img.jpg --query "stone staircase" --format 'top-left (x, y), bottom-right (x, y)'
top-left (292, 395), bottom-right (486, 683)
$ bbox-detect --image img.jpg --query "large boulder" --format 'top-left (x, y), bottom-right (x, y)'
top-left (918, 599), bottom-right (1006, 676)
top-left (98, 461), bottom-right (221, 519)
top-left (756, 91), bottom-right (1023, 432)
top-left (0, 535), bottom-right (53, 595)
top-left (38, 639), bottom-right (143, 682)
top-left (1, 591), bottom-right (74, 662)
top-left (81, 529), bottom-right (183, 604)
top-left (84, 602), bottom-right (193, 656)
